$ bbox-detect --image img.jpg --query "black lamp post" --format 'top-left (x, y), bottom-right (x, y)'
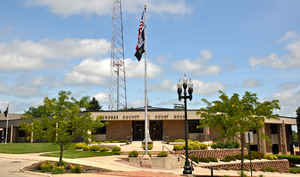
top-left (177, 75), bottom-right (193, 175)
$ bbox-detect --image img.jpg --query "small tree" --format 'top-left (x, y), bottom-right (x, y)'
top-left (296, 106), bottom-right (300, 147)
top-left (87, 97), bottom-right (102, 112)
top-left (21, 91), bottom-right (104, 165)
top-left (198, 91), bottom-right (280, 174)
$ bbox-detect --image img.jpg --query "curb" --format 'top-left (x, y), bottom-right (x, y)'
top-left (20, 168), bottom-right (52, 177)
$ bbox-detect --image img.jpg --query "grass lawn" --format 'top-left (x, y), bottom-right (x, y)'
top-left (41, 150), bottom-right (117, 158)
top-left (0, 143), bottom-right (60, 154)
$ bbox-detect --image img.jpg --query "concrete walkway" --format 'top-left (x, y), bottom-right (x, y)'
top-left (0, 153), bottom-right (300, 177)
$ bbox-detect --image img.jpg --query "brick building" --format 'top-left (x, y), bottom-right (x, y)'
top-left (0, 106), bottom-right (297, 155)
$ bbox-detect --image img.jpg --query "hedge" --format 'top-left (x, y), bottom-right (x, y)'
top-left (276, 155), bottom-right (300, 165)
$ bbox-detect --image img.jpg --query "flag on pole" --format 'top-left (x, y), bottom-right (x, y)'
top-left (4, 106), bottom-right (8, 117)
top-left (134, 9), bottom-right (145, 61)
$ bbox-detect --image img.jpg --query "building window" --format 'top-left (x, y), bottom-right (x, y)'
top-left (93, 126), bottom-right (106, 135)
top-left (188, 120), bottom-right (203, 133)
top-left (270, 124), bottom-right (278, 134)
top-left (18, 129), bottom-right (26, 137)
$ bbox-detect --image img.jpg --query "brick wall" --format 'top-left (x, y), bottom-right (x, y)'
top-left (201, 159), bottom-right (289, 172)
top-left (177, 149), bottom-right (248, 159)
top-left (163, 120), bottom-right (184, 139)
top-left (106, 121), bottom-right (131, 140)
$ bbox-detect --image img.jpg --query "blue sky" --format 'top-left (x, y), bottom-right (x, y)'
top-left (0, 0), bottom-right (300, 117)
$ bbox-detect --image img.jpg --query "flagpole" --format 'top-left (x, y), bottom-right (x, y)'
top-left (5, 104), bottom-right (9, 144)
top-left (143, 4), bottom-right (151, 156)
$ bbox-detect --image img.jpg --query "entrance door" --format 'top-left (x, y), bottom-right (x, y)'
top-left (132, 121), bottom-right (145, 141)
top-left (150, 120), bottom-right (163, 140)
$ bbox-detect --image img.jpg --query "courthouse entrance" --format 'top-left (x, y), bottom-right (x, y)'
top-left (132, 121), bottom-right (145, 141)
top-left (132, 120), bottom-right (163, 141)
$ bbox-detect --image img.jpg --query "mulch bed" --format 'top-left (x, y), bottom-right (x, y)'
top-left (23, 160), bottom-right (111, 174)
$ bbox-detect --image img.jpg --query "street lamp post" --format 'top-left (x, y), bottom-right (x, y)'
top-left (177, 75), bottom-right (193, 175)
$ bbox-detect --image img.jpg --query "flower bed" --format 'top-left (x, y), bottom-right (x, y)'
top-left (24, 161), bottom-right (109, 174)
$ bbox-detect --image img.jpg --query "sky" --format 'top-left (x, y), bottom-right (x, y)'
top-left (0, 0), bottom-right (300, 117)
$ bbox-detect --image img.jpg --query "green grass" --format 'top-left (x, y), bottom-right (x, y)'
top-left (41, 150), bottom-right (116, 158)
top-left (0, 143), bottom-right (60, 154)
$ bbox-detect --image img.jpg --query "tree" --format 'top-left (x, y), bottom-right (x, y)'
top-left (296, 106), bottom-right (300, 147)
top-left (21, 91), bottom-right (104, 165)
top-left (198, 91), bottom-right (280, 174)
top-left (86, 97), bottom-right (102, 112)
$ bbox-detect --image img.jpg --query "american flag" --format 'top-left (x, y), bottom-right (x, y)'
top-left (134, 9), bottom-right (145, 61)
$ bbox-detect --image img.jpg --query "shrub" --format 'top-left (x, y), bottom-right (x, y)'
top-left (70, 165), bottom-right (83, 173)
top-left (289, 168), bottom-right (300, 174)
top-left (39, 161), bottom-right (52, 172)
top-left (208, 157), bottom-right (218, 162)
top-left (83, 146), bottom-right (90, 151)
top-left (112, 146), bottom-right (121, 152)
top-left (194, 157), bottom-right (217, 163)
top-left (52, 166), bottom-right (65, 174)
top-left (100, 146), bottom-right (110, 152)
top-left (112, 151), bottom-right (121, 155)
top-left (264, 154), bottom-right (278, 160)
top-left (119, 140), bottom-right (129, 144)
top-left (175, 139), bottom-right (185, 142)
top-left (262, 166), bottom-right (276, 172)
top-left (189, 142), bottom-right (200, 150)
top-left (75, 143), bottom-right (87, 150)
top-left (248, 152), bottom-right (264, 160)
top-left (222, 156), bottom-right (236, 162)
top-left (157, 151), bottom-right (168, 157)
top-left (211, 142), bottom-right (240, 149)
top-left (55, 161), bottom-right (68, 167)
top-left (104, 140), bottom-right (112, 143)
top-left (173, 144), bottom-right (184, 151)
top-left (89, 145), bottom-right (101, 152)
top-left (142, 144), bottom-right (153, 150)
top-left (276, 155), bottom-right (300, 165)
top-left (128, 151), bottom-right (138, 157)
top-left (199, 143), bottom-right (208, 150)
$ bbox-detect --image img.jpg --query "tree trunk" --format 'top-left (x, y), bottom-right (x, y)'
top-left (240, 132), bottom-right (245, 176)
top-left (59, 144), bottom-right (64, 165)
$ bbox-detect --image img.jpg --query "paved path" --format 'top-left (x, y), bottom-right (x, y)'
top-left (0, 158), bottom-right (45, 177)
top-left (0, 153), bottom-right (300, 177)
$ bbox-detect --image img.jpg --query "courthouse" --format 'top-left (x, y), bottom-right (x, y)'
top-left (0, 106), bottom-right (297, 155)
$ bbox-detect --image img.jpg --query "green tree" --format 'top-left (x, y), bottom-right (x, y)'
top-left (20, 91), bottom-right (104, 165)
top-left (86, 97), bottom-right (102, 112)
top-left (198, 91), bottom-right (280, 174)
top-left (296, 106), bottom-right (300, 147)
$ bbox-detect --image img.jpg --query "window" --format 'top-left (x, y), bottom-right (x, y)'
top-left (270, 124), bottom-right (278, 134)
top-left (188, 120), bottom-right (203, 133)
top-left (93, 126), bottom-right (106, 135)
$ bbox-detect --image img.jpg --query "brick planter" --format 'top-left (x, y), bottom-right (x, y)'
top-left (176, 149), bottom-right (248, 159)
top-left (201, 159), bottom-right (289, 172)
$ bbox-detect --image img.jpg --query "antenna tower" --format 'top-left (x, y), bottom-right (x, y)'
top-left (109, 0), bottom-right (127, 110)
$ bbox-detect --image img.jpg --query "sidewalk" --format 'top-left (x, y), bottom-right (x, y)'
top-left (0, 153), bottom-right (299, 177)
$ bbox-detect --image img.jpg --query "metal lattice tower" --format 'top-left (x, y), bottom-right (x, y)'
top-left (109, 0), bottom-right (127, 110)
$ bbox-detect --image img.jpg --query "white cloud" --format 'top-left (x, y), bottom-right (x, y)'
top-left (243, 79), bottom-right (262, 88)
top-left (273, 84), bottom-right (300, 116)
top-left (0, 39), bottom-right (110, 71)
top-left (125, 58), bottom-right (162, 78)
top-left (94, 92), bottom-right (109, 104)
top-left (278, 31), bottom-right (298, 42)
top-left (173, 50), bottom-right (221, 75)
top-left (250, 32), bottom-right (300, 69)
top-left (150, 79), bottom-right (224, 96)
top-left (193, 80), bottom-right (224, 95)
top-left (25, 0), bottom-right (191, 16)
top-left (150, 80), bottom-right (176, 92)
top-left (64, 58), bottom-right (162, 85)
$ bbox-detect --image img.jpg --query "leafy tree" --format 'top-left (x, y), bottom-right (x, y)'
top-left (292, 130), bottom-right (299, 146)
top-left (86, 97), bottom-right (102, 112)
top-left (20, 91), bottom-right (104, 165)
top-left (296, 106), bottom-right (300, 147)
top-left (198, 91), bottom-right (280, 174)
